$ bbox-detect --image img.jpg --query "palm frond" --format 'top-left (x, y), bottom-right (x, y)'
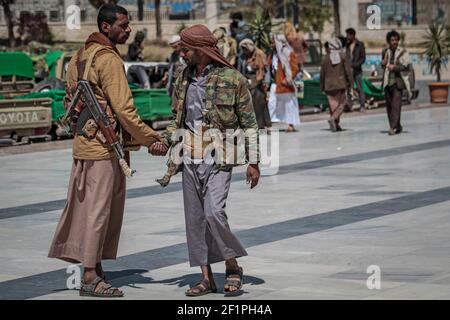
top-left (419, 20), bottom-right (450, 82)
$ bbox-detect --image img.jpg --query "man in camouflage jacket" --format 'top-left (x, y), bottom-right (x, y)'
top-left (150, 24), bottom-right (260, 297)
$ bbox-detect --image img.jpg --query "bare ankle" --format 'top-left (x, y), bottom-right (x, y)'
top-left (83, 268), bottom-right (97, 283)
top-left (225, 259), bottom-right (239, 271)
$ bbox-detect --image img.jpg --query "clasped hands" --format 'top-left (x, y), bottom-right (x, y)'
top-left (149, 138), bottom-right (260, 189)
top-left (149, 140), bottom-right (169, 156)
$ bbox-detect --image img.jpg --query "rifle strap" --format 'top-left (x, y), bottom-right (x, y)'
top-left (76, 45), bottom-right (117, 81)
top-left (81, 46), bottom-right (104, 81)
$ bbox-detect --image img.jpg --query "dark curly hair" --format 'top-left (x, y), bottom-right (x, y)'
top-left (386, 30), bottom-right (401, 44)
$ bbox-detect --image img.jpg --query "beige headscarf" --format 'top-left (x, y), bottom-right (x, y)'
top-left (239, 38), bottom-right (256, 53)
top-left (274, 34), bottom-right (295, 88)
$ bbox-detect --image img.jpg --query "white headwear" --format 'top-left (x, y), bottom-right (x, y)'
top-left (239, 38), bottom-right (256, 53)
top-left (169, 35), bottom-right (181, 45)
top-left (328, 38), bottom-right (343, 65)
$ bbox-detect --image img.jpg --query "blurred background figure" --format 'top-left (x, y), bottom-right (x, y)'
top-left (267, 34), bottom-right (301, 132)
top-left (166, 35), bottom-right (186, 98)
top-left (126, 30), bottom-right (146, 62)
top-left (320, 39), bottom-right (352, 132)
top-left (229, 12), bottom-right (243, 40)
top-left (283, 22), bottom-right (308, 71)
top-left (126, 30), bottom-right (150, 89)
top-left (213, 27), bottom-right (237, 67)
top-left (345, 27), bottom-right (366, 112)
top-left (238, 39), bottom-right (271, 131)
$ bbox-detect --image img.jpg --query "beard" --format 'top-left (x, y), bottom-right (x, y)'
top-left (117, 33), bottom-right (130, 44)
top-left (109, 31), bottom-right (129, 45)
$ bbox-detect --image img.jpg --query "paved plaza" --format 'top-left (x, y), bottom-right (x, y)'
top-left (1, 105), bottom-right (450, 300)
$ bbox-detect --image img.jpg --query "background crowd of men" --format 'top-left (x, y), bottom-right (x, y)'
top-left (159, 21), bottom-right (409, 135)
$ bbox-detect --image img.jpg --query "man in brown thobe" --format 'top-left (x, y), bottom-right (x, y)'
top-left (48, 4), bottom-right (160, 297)
top-left (237, 38), bottom-right (272, 130)
top-left (320, 39), bottom-right (352, 132)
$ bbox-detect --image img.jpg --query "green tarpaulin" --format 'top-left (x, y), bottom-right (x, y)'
top-left (298, 78), bottom-right (385, 107)
top-left (298, 80), bottom-right (329, 107)
top-left (131, 88), bottom-right (172, 120)
top-left (9, 87), bottom-right (172, 122)
top-left (14, 90), bottom-right (66, 121)
top-left (0, 52), bottom-right (34, 79)
top-left (45, 51), bottom-right (64, 78)
top-left (360, 78), bottom-right (385, 99)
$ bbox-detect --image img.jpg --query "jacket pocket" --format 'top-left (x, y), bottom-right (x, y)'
top-left (214, 87), bottom-right (236, 106)
top-left (214, 88), bottom-right (238, 126)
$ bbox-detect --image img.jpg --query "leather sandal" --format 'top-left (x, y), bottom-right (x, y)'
top-left (185, 278), bottom-right (217, 297)
top-left (224, 267), bottom-right (243, 292)
top-left (79, 276), bottom-right (124, 298)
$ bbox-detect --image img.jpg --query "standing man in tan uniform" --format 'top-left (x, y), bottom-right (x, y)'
top-left (48, 4), bottom-right (161, 298)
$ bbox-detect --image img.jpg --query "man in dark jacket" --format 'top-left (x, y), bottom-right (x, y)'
top-left (345, 28), bottom-right (366, 112)
top-left (126, 30), bottom-right (145, 61)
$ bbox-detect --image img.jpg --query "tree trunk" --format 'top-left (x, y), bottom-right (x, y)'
top-left (2, 1), bottom-right (15, 48)
top-left (155, 0), bottom-right (161, 39)
top-left (292, 0), bottom-right (299, 29)
top-left (332, 0), bottom-right (341, 36)
top-left (138, 0), bottom-right (144, 21)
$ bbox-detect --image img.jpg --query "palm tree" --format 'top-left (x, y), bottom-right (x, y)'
top-left (138, 0), bottom-right (144, 21)
top-left (247, 6), bottom-right (274, 53)
top-left (419, 21), bottom-right (449, 82)
top-left (1, 0), bottom-right (15, 47)
top-left (331, 0), bottom-right (341, 36)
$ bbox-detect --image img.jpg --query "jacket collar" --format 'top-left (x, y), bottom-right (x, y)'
top-left (188, 63), bottom-right (215, 80)
top-left (85, 32), bottom-right (121, 56)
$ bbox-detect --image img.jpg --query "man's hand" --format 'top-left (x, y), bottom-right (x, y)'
top-left (246, 164), bottom-right (260, 189)
top-left (149, 141), bottom-right (169, 156)
top-left (388, 64), bottom-right (396, 72)
top-left (161, 71), bottom-right (169, 86)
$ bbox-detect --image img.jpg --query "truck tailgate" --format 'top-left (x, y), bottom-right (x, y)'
top-left (0, 98), bottom-right (52, 134)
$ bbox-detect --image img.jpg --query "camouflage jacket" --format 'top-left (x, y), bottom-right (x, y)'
top-left (162, 64), bottom-right (260, 167)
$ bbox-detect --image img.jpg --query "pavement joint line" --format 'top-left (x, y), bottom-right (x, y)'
top-left (0, 185), bottom-right (449, 299)
top-left (1, 138), bottom-right (450, 220)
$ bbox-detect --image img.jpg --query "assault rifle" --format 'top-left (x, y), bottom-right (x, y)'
top-left (58, 80), bottom-right (135, 177)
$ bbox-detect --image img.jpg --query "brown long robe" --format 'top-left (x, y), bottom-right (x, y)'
top-left (48, 159), bottom-right (125, 268)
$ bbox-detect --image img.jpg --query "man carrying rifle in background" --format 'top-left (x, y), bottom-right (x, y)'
top-left (48, 4), bottom-right (161, 298)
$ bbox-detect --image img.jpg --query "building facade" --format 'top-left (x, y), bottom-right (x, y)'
top-left (0, 0), bottom-right (220, 41)
top-left (339, 0), bottom-right (450, 46)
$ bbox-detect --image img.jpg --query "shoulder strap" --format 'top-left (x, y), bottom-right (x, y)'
top-left (75, 47), bottom-right (85, 81)
top-left (81, 46), bottom-right (106, 81)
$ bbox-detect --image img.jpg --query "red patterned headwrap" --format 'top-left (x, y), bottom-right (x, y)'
top-left (180, 24), bottom-right (234, 68)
